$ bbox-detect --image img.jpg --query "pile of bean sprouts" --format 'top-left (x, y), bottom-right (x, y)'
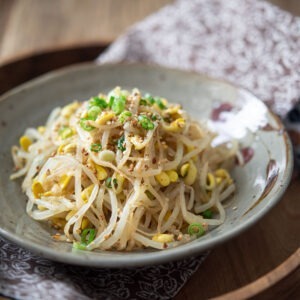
top-left (11, 87), bottom-right (237, 251)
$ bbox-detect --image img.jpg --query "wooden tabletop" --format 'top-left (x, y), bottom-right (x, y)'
top-left (0, 1), bottom-right (300, 299)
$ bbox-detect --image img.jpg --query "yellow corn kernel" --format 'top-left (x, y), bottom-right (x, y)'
top-left (206, 173), bottom-right (216, 191)
top-left (215, 169), bottom-right (233, 185)
top-left (32, 181), bottom-right (44, 198)
top-left (164, 211), bottom-right (172, 221)
top-left (81, 184), bottom-right (94, 202)
top-left (20, 136), bottom-right (32, 152)
top-left (184, 160), bottom-right (197, 186)
top-left (164, 105), bottom-right (180, 115)
top-left (180, 163), bottom-right (190, 177)
top-left (59, 175), bottom-right (72, 190)
top-left (66, 210), bottom-right (76, 221)
top-left (161, 98), bottom-right (168, 106)
top-left (114, 173), bottom-right (125, 194)
top-left (95, 165), bottom-right (108, 181)
top-left (166, 170), bottom-right (178, 182)
top-left (37, 205), bottom-right (46, 211)
top-left (155, 172), bottom-right (170, 187)
top-left (37, 126), bottom-right (46, 134)
top-left (96, 111), bottom-right (115, 125)
top-left (61, 101), bottom-right (80, 118)
top-left (152, 234), bottom-right (174, 243)
top-left (51, 218), bottom-right (66, 228)
top-left (98, 150), bottom-right (115, 162)
top-left (164, 118), bottom-right (186, 133)
top-left (216, 177), bottom-right (222, 185)
top-left (81, 217), bottom-right (90, 230)
top-left (130, 135), bottom-right (145, 150)
top-left (43, 191), bottom-right (55, 197)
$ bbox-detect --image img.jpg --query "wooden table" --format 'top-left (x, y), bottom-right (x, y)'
top-left (0, 1), bottom-right (299, 299)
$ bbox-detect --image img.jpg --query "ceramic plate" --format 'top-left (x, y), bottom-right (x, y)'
top-left (0, 63), bottom-right (293, 267)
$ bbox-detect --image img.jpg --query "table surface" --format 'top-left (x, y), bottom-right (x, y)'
top-left (0, 1), bottom-right (300, 299)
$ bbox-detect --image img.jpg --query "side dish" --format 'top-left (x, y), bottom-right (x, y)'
top-left (11, 87), bottom-right (237, 251)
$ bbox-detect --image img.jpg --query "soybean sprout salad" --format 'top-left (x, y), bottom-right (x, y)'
top-left (11, 87), bottom-right (237, 251)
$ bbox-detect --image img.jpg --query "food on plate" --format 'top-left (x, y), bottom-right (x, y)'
top-left (11, 87), bottom-right (237, 251)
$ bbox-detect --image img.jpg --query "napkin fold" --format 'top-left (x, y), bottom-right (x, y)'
top-left (2, 1), bottom-right (300, 299)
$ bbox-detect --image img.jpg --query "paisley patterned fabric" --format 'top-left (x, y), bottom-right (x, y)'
top-left (98, 0), bottom-right (300, 118)
top-left (2, 0), bottom-right (300, 299)
top-left (0, 236), bottom-right (207, 300)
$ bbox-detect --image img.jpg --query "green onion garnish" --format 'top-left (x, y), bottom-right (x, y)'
top-left (188, 223), bottom-right (205, 238)
top-left (58, 126), bottom-right (73, 139)
top-left (105, 177), bottom-right (112, 188)
top-left (90, 143), bottom-right (102, 152)
top-left (118, 110), bottom-right (132, 123)
top-left (73, 228), bottom-right (96, 250)
top-left (89, 97), bottom-right (107, 109)
top-left (117, 135), bottom-right (126, 151)
top-left (151, 114), bottom-right (158, 121)
top-left (108, 96), bottom-right (115, 108)
top-left (202, 209), bottom-right (213, 219)
top-left (140, 99), bottom-right (149, 106)
top-left (80, 118), bottom-right (94, 131)
top-left (112, 178), bottom-right (118, 189)
top-left (87, 106), bottom-right (101, 121)
top-left (111, 96), bottom-right (126, 115)
top-left (144, 93), bottom-right (155, 105)
top-left (155, 97), bottom-right (166, 110)
top-left (138, 115), bottom-right (155, 130)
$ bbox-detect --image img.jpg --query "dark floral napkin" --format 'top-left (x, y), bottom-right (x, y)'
top-left (1, 0), bottom-right (300, 299)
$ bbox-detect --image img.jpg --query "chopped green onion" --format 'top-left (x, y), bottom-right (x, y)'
top-left (105, 177), bottom-right (112, 188)
top-left (202, 209), bottom-right (213, 219)
top-left (111, 96), bottom-right (126, 115)
top-left (144, 93), bottom-right (155, 105)
top-left (73, 228), bottom-right (96, 250)
top-left (118, 110), bottom-right (132, 123)
top-left (108, 96), bottom-right (115, 108)
top-left (90, 143), bottom-right (102, 152)
top-left (188, 223), bottom-right (205, 238)
top-left (155, 97), bottom-right (167, 110)
top-left (112, 178), bottom-right (118, 189)
top-left (138, 115), bottom-right (155, 130)
top-left (117, 135), bottom-right (126, 151)
top-left (87, 106), bottom-right (101, 121)
top-left (80, 118), bottom-right (94, 131)
top-left (89, 97), bottom-right (107, 109)
top-left (151, 114), bottom-right (158, 121)
top-left (58, 126), bottom-right (73, 139)
top-left (81, 228), bottom-right (96, 245)
top-left (140, 99), bottom-right (149, 106)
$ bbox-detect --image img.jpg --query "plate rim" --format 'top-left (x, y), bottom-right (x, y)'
top-left (0, 62), bottom-right (294, 267)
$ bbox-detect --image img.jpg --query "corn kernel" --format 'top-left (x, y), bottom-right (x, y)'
top-left (20, 136), bottom-right (32, 152)
top-left (166, 170), bottom-right (178, 182)
top-left (59, 175), bottom-right (72, 190)
top-left (180, 163), bottom-right (190, 177)
top-left (66, 210), bottom-right (76, 221)
top-left (155, 172), bottom-right (170, 187)
top-left (98, 150), bottom-right (115, 162)
top-left (114, 173), bottom-right (125, 194)
top-left (206, 173), bottom-right (216, 191)
top-left (215, 169), bottom-right (233, 185)
top-left (164, 118), bottom-right (186, 133)
top-left (95, 165), bottom-right (108, 181)
top-left (37, 205), bottom-right (46, 211)
top-left (152, 233), bottom-right (174, 243)
top-left (37, 126), bottom-right (46, 134)
top-left (81, 184), bottom-right (94, 202)
top-left (184, 160), bottom-right (197, 185)
top-left (164, 211), bottom-right (172, 221)
top-left (32, 181), bottom-right (44, 198)
top-left (81, 217), bottom-right (90, 230)
top-left (96, 111), bottom-right (115, 125)
top-left (61, 102), bottom-right (80, 118)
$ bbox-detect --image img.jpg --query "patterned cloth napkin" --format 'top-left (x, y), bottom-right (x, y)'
top-left (1, 0), bottom-right (300, 299)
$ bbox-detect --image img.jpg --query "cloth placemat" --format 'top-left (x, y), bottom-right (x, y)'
top-left (1, 0), bottom-right (300, 299)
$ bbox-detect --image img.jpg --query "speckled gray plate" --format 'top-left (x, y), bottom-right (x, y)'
top-left (0, 63), bottom-right (293, 267)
